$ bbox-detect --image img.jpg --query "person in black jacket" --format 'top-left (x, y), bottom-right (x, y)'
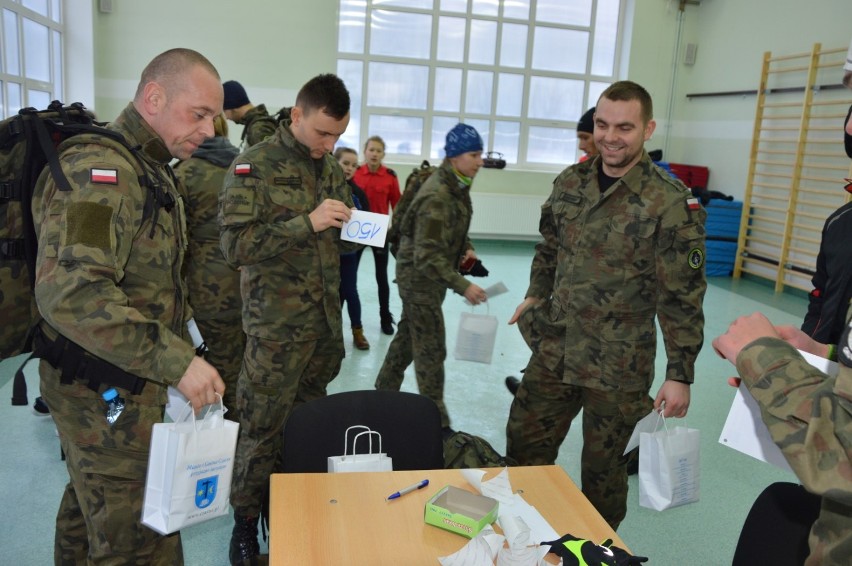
top-left (802, 103), bottom-right (852, 345)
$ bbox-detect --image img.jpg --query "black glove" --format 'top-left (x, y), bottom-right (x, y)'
top-left (459, 259), bottom-right (489, 277)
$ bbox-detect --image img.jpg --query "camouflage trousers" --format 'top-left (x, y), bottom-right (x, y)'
top-left (374, 298), bottom-right (450, 428)
top-left (506, 354), bottom-right (650, 530)
top-left (39, 361), bottom-right (183, 565)
top-left (230, 333), bottom-right (343, 516)
top-left (195, 315), bottom-right (245, 421)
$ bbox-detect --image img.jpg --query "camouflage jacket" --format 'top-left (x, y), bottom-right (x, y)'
top-left (219, 116), bottom-right (355, 341)
top-left (32, 103), bottom-right (195, 403)
top-left (737, 336), bottom-right (852, 565)
top-left (521, 152), bottom-right (706, 391)
top-left (395, 160), bottom-right (474, 304)
top-left (238, 104), bottom-right (277, 148)
top-left (174, 137), bottom-right (241, 320)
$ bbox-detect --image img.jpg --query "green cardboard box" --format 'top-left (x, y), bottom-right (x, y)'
top-left (423, 485), bottom-right (499, 538)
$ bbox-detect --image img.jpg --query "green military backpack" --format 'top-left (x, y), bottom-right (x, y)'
top-left (443, 430), bottom-right (518, 469)
top-left (388, 159), bottom-right (437, 257)
top-left (1, 100), bottom-right (168, 405)
top-left (0, 101), bottom-right (100, 361)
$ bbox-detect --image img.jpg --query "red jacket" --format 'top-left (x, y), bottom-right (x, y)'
top-left (353, 164), bottom-right (400, 215)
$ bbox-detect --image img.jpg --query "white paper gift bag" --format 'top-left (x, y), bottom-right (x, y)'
top-left (142, 396), bottom-right (239, 535)
top-left (328, 425), bottom-right (393, 473)
top-left (638, 414), bottom-right (700, 511)
top-left (454, 308), bottom-right (498, 364)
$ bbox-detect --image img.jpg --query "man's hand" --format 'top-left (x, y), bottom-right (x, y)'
top-left (309, 198), bottom-right (353, 232)
top-left (654, 380), bottom-right (690, 418)
top-left (463, 283), bottom-right (487, 305)
top-left (775, 324), bottom-right (830, 358)
top-left (711, 312), bottom-right (780, 364)
top-left (508, 297), bottom-right (541, 325)
top-left (176, 356), bottom-right (226, 413)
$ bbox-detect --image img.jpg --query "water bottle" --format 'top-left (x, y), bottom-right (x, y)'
top-left (103, 387), bottom-right (125, 426)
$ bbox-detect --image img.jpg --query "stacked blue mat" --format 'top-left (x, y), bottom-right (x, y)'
top-left (705, 200), bottom-right (742, 276)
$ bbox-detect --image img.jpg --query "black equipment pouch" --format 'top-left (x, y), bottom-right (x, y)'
top-left (482, 151), bottom-right (506, 169)
top-left (32, 322), bottom-right (146, 395)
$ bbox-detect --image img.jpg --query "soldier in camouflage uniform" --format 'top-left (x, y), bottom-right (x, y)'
top-left (32, 49), bottom-right (225, 564)
top-left (375, 123), bottom-right (488, 430)
top-left (506, 81), bottom-right (707, 530)
top-left (222, 80), bottom-right (277, 149)
top-left (713, 312), bottom-right (851, 565)
top-left (219, 74), bottom-right (356, 565)
top-left (174, 114), bottom-right (243, 419)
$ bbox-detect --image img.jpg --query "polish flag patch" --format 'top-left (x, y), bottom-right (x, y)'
top-left (686, 197), bottom-right (700, 210)
top-left (90, 168), bottom-right (118, 184)
top-left (235, 163), bottom-right (252, 176)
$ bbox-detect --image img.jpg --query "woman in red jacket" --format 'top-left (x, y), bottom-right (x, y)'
top-left (353, 135), bottom-right (401, 335)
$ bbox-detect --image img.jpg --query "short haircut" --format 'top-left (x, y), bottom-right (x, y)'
top-left (134, 48), bottom-right (219, 101)
top-left (333, 146), bottom-right (357, 160)
top-left (598, 80), bottom-right (654, 124)
top-left (295, 73), bottom-right (350, 120)
top-left (363, 135), bottom-right (386, 152)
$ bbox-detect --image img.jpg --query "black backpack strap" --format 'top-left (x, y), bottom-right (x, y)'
top-left (10, 353), bottom-right (35, 406)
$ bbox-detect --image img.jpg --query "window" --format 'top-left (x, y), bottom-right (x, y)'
top-left (337, 0), bottom-right (625, 168)
top-left (0, 0), bottom-right (64, 119)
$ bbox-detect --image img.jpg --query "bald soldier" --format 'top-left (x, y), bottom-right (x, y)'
top-left (32, 48), bottom-right (225, 563)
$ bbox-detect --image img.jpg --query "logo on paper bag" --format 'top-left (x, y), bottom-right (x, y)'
top-left (195, 475), bottom-right (219, 509)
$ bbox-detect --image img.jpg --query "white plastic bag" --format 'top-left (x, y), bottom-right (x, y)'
top-left (638, 414), bottom-right (700, 511)
top-left (327, 425), bottom-right (393, 473)
top-left (141, 396), bottom-right (239, 535)
top-left (454, 309), bottom-right (498, 364)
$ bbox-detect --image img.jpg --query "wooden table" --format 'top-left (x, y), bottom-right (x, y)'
top-left (269, 465), bottom-right (627, 565)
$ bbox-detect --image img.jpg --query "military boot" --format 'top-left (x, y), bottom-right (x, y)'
top-left (352, 326), bottom-right (370, 350)
top-left (230, 514), bottom-right (260, 565)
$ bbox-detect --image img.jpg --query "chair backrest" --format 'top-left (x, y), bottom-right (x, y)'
top-left (281, 390), bottom-right (444, 473)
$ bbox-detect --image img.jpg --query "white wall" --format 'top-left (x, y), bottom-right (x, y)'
top-left (85, 0), bottom-right (852, 202)
top-left (659, 0), bottom-right (852, 198)
top-left (63, 0), bottom-right (94, 106)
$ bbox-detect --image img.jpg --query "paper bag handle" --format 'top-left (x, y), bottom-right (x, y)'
top-left (174, 392), bottom-right (225, 430)
top-left (343, 425), bottom-right (382, 456)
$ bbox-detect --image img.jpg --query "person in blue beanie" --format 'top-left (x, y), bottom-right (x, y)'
top-left (375, 123), bottom-right (487, 435)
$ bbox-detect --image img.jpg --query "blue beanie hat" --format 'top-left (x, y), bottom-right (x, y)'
top-left (444, 123), bottom-right (483, 158)
top-left (223, 80), bottom-right (250, 111)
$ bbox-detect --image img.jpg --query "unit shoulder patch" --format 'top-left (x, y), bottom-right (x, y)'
top-left (688, 247), bottom-right (704, 270)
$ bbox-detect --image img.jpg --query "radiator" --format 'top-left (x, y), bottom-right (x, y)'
top-left (469, 193), bottom-right (544, 240)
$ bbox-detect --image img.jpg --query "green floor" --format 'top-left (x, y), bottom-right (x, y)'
top-left (0, 240), bottom-right (807, 565)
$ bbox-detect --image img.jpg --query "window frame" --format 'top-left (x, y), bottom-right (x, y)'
top-left (336, 0), bottom-right (628, 171)
top-left (0, 0), bottom-right (64, 119)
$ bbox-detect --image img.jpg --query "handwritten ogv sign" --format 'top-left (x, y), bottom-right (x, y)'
top-left (341, 210), bottom-right (389, 248)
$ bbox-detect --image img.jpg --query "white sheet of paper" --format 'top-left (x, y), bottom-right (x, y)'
top-left (165, 386), bottom-right (190, 423)
top-left (464, 281), bottom-right (509, 305)
top-left (623, 410), bottom-right (663, 454)
top-left (717, 349), bottom-right (837, 473)
top-left (341, 210), bottom-right (388, 248)
top-left (461, 468), bottom-right (559, 563)
top-left (438, 526), bottom-right (504, 566)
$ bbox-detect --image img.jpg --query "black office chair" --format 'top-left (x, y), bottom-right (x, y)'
top-left (281, 389), bottom-right (444, 472)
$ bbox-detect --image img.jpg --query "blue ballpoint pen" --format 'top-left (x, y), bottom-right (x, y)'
top-left (386, 479), bottom-right (429, 501)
